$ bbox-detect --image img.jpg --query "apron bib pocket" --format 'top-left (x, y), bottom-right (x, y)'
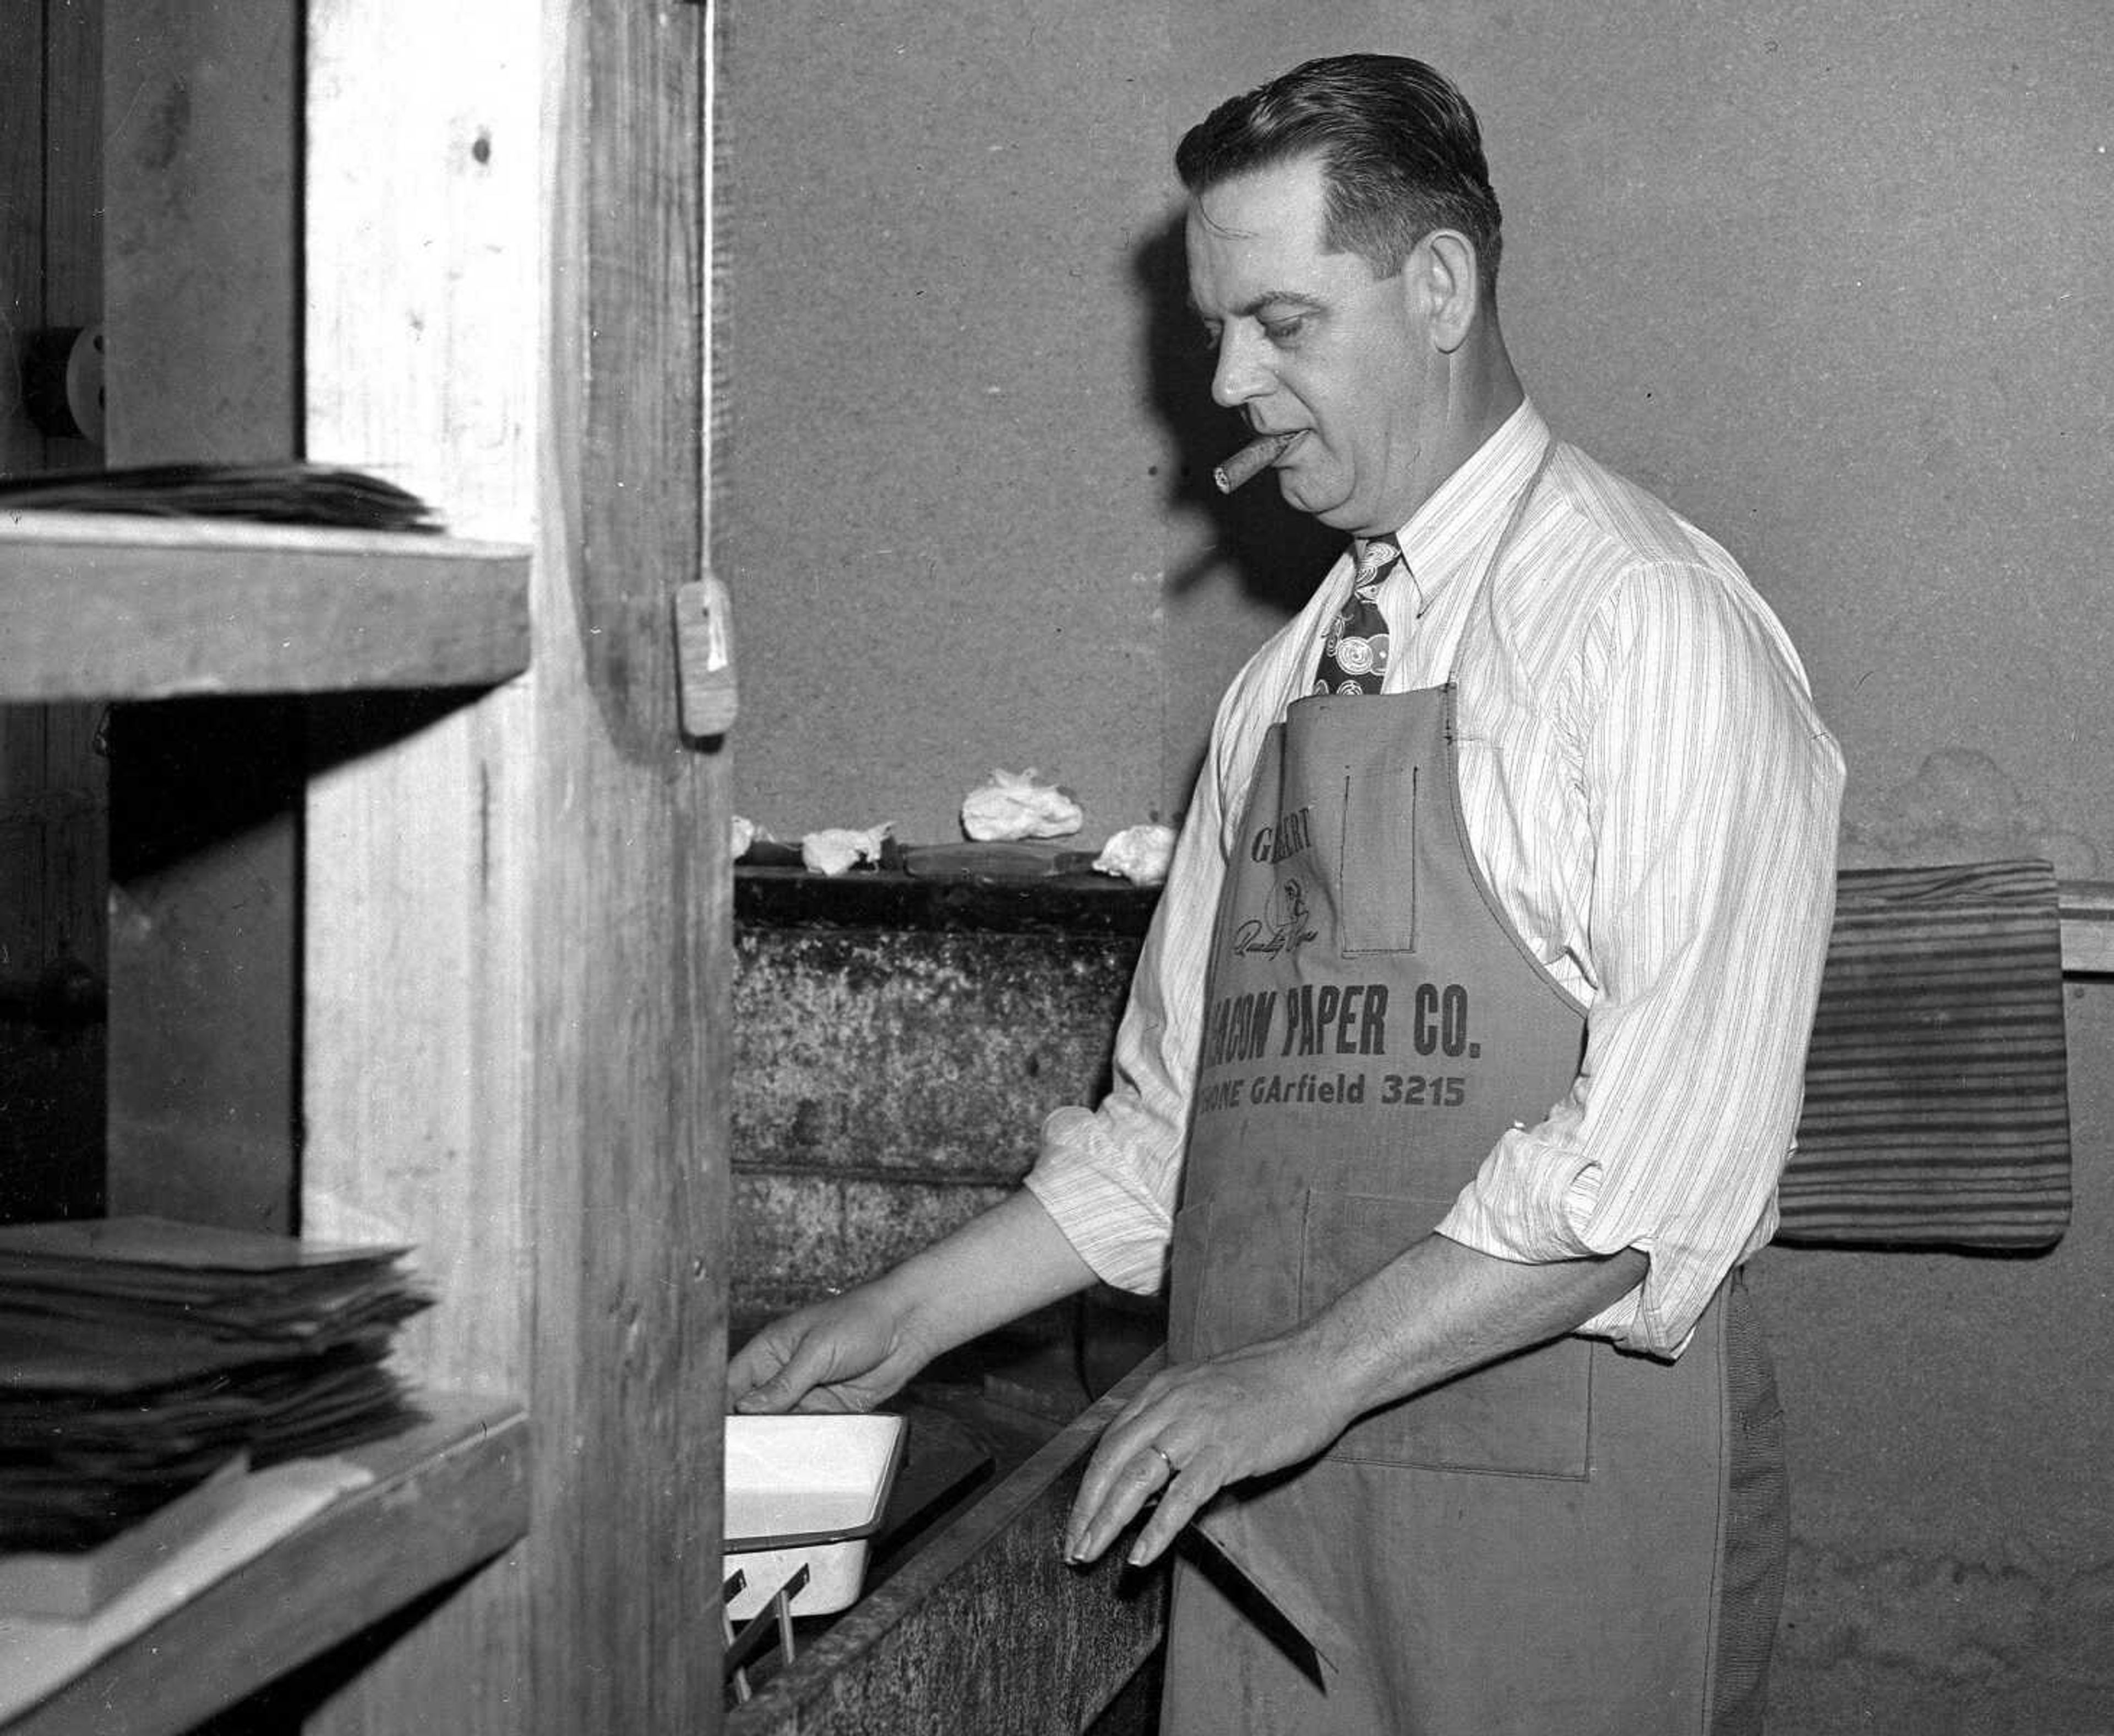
top-left (1293, 707), bottom-right (1423, 958)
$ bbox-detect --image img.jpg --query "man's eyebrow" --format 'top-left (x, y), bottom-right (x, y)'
top-left (1189, 289), bottom-right (1328, 322)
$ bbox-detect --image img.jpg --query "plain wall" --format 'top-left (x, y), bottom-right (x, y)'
top-left (721, 1), bottom-right (2110, 871)
top-left (720, 5), bottom-right (2112, 1730)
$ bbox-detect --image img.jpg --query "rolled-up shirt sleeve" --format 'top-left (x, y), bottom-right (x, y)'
top-left (1434, 560), bottom-right (1844, 1355)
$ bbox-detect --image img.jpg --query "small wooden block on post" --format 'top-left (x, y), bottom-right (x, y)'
top-left (676, 572), bottom-right (740, 738)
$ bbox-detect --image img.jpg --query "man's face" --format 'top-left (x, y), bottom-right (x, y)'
top-left (1186, 155), bottom-right (1435, 537)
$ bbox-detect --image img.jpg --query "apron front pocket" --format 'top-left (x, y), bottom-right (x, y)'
top-left (1300, 1188), bottom-right (1593, 1479)
top-left (1168, 1192), bottom-right (1309, 1365)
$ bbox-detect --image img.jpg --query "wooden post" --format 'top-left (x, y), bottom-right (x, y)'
top-left (301, 2), bottom-right (728, 1732)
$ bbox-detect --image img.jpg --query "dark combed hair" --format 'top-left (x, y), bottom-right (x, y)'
top-left (1175, 54), bottom-right (1503, 299)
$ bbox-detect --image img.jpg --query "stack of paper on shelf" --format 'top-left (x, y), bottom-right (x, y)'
top-left (0, 461), bottom-right (443, 531)
top-left (0, 1216), bottom-right (432, 1611)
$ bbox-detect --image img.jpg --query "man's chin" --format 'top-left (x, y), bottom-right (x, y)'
top-left (1283, 483), bottom-right (1361, 531)
top-left (1274, 467), bottom-right (1352, 524)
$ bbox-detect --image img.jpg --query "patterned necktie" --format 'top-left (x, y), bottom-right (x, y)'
top-left (1312, 534), bottom-right (1401, 696)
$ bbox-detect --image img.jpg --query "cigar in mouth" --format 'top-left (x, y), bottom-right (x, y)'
top-left (1212, 430), bottom-right (1301, 494)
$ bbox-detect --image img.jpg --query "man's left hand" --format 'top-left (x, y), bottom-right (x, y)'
top-left (1060, 1233), bottom-right (1653, 1569)
top-left (1061, 1329), bottom-right (1354, 1569)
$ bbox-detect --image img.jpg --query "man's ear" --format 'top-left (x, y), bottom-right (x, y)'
top-left (1404, 230), bottom-right (1482, 354)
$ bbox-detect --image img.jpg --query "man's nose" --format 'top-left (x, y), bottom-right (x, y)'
top-left (1210, 325), bottom-right (1272, 408)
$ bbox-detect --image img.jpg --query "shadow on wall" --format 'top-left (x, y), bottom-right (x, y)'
top-left (1842, 749), bottom-right (2102, 878)
top-left (1130, 211), bottom-right (1341, 616)
top-left (1120, 212), bottom-right (2108, 887)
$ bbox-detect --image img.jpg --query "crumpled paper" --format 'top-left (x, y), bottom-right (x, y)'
top-left (731, 815), bottom-right (758, 860)
top-left (961, 768), bottom-right (1083, 842)
top-left (1093, 823), bottom-right (1178, 888)
top-left (801, 823), bottom-right (891, 876)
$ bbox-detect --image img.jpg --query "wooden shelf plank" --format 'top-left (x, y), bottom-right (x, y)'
top-left (2060, 881), bottom-right (2114, 978)
top-left (2, 1393), bottom-right (529, 1736)
top-left (0, 514), bottom-right (530, 702)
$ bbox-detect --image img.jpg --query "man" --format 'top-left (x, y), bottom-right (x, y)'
top-left (729, 53), bottom-right (1844, 1735)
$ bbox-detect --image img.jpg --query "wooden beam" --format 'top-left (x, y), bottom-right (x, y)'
top-left (301, 2), bottom-right (727, 1732)
top-left (726, 1357), bottom-right (1170, 1736)
top-left (2059, 880), bottom-right (2113, 978)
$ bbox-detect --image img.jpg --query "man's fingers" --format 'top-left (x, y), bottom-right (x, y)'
top-left (1062, 1353), bottom-right (1318, 1565)
top-left (1067, 1433), bottom-right (1229, 1569)
top-left (732, 1326), bottom-right (840, 1415)
top-left (1064, 1367), bottom-right (1238, 1562)
top-left (1065, 1435), bottom-right (1175, 1564)
top-left (1126, 1443), bottom-right (1226, 1566)
top-left (1067, 1402), bottom-right (1154, 1538)
top-left (1127, 1472), bottom-right (1202, 1566)
top-left (726, 1334), bottom-right (794, 1411)
top-left (731, 1369), bottom-right (798, 1414)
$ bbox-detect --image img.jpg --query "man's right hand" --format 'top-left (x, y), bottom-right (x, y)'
top-left (726, 1287), bottom-right (928, 1415)
top-left (724, 1189), bottom-right (1103, 1416)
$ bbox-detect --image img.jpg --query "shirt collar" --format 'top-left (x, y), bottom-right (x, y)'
top-left (1372, 399), bottom-right (1551, 619)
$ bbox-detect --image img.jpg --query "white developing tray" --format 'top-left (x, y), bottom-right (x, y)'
top-left (723, 1412), bottom-right (906, 1620)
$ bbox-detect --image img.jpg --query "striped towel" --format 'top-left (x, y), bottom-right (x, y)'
top-left (1778, 859), bottom-right (2071, 1249)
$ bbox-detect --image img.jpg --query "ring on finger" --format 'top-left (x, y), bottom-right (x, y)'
top-left (1147, 1442), bottom-right (1177, 1476)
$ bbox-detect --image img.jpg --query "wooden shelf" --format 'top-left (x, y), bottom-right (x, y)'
top-left (0, 512), bottom-right (530, 702)
top-left (735, 867), bottom-right (2114, 974)
top-left (2061, 881), bottom-right (2114, 976)
top-left (2, 1393), bottom-right (530, 1736)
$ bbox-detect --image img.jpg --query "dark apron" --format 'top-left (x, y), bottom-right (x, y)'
top-left (1160, 450), bottom-right (1784, 1735)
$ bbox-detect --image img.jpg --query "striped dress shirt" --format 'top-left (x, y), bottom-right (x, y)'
top-left (1025, 401), bottom-right (1845, 1356)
